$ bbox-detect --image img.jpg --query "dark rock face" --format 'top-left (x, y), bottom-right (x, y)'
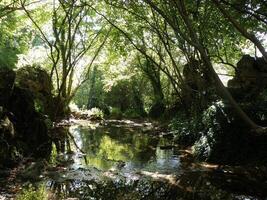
top-left (191, 55), bottom-right (267, 164)
top-left (0, 67), bottom-right (51, 165)
top-left (181, 59), bottom-right (217, 113)
top-left (0, 107), bottom-right (15, 163)
top-left (7, 87), bottom-right (51, 157)
top-left (228, 55), bottom-right (267, 101)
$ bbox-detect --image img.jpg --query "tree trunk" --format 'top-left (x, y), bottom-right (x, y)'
top-left (177, 0), bottom-right (260, 130)
top-left (144, 0), bottom-right (261, 130)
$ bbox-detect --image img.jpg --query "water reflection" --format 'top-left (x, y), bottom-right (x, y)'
top-left (2, 120), bottom-right (267, 200)
top-left (69, 124), bottom-right (180, 173)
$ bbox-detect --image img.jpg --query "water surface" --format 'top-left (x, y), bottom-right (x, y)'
top-left (1, 120), bottom-right (267, 200)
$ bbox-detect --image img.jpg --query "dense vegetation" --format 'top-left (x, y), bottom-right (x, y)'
top-left (0, 0), bottom-right (267, 196)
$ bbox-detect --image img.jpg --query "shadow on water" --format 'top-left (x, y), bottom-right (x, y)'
top-left (1, 120), bottom-right (267, 199)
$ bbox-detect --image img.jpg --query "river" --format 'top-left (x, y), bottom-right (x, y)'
top-left (0, 119), bottom-right (267, 199)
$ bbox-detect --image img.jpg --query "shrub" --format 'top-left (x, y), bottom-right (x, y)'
top-left (17, 184), bottom-right (47, 200)
top-left (109, 107), bottom-right (123, 119)
top-left (169, 113), bottom-right (203, 146)
top-left (86, 107), bottom-right (104, 120)
top-left (192, 101), bottom-right (251, 163)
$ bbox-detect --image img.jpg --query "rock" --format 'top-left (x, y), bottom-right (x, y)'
top-left (255, 57), bottom-right (267, 72)
top-left (193, 101), bottom-right (267, 164)
top-left (19, 161), bottom-right (46, 181)
top-left (0, 68), bottom-right (15, 106)
top-left (16, 65), bottom-right (52, 95)
top-left (0, 113), bottom-right (15, 139)
top-left (0, 67), bottom-right (52, 164)
top-left (7, 87), bottom-right (51, 158)
top-left (0, 107), bottom-right (16, 164)
top-left (16, 66), bottom-right (53, 117)
top-left (227, 55), bottom-right (267, 101)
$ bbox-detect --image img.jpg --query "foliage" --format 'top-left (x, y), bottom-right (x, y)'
top-left (0, 0), bottom-right (266, 164)
top-left (169, 113), bottom-right (203, 146)
top-left (0, 9), bottom-right (32, 68)
top-left (193, 101), bottom-right (252, 163)
top-left (109, 107), bottom-right (123, 119)
top-left (16, 184), bottom-right (47, 200)
top-left (87, 107), bottom-right (104, 120)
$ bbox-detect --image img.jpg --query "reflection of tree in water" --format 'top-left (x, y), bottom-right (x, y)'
top-left (46, 178), bottom-right (179, 200)
top-left (51, 127), bottom-right (72, 154)
top-left (78, 126), bottom-right (159, 164)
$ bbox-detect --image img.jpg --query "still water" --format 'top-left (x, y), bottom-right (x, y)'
top-left (1, 120), bottom-right (267, 200)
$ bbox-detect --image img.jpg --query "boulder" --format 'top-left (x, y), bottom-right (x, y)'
top-left (0, 67), bottom-right (52, 164)
top-left (16, 66), bottom-right (53, 116)
top-left (7, 87), bottom-right (51, 158)
top-left (0, 107), bottom-right (15, 164)
top-left (16, 65), bottom-right (52, 95)
top-left (227, 55), bottom-right (267, 101)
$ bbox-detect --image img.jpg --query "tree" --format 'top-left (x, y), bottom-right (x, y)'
top-left (142, 0), bottom-right (265, 131)
top-left (20, 0), bottom-right (111, 119)
top-left (0, 0), bottom-right (32, 68)
top-left (213, 0), bottom-right (267, 62)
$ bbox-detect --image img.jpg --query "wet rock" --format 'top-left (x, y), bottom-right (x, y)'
top-left (19, 161), bottom-right (46, 181)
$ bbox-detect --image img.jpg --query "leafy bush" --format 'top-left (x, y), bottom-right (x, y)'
top-left (17, 184), bottom-right (47, 200)
top-left (87, 107), bottom-right (104, 120)
top-left (192, 101), bottom-right (251, 163)
top-left (123, 109), bottom-right (144, 119)
top-left (110, 107), bottom-right (123, 119)
top-left (169, 113), bottom-right (203, 146)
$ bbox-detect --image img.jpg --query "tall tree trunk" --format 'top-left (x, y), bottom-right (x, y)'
top-left (87, 66), bottom-right (98, 109)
